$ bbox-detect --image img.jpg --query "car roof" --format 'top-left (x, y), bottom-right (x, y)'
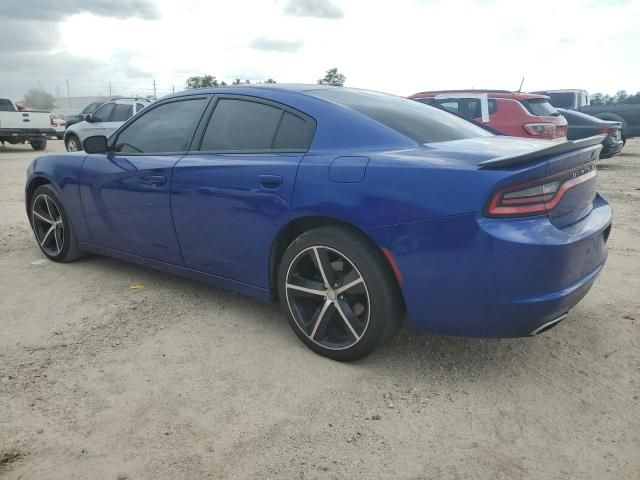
top-left (411, 90), bottom-right (549, 100)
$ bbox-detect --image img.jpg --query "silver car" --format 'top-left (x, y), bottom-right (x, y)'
top-left (64, 99), bottom-right (150, 151)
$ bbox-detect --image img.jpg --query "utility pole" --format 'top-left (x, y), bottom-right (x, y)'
top-left (66, 79), bottom-right (71, 109)
top-left (153, 79), bottom-right (157, 100)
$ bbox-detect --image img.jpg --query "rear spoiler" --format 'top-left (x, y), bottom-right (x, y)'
top-left (478, 135), bottom-right (605, 169)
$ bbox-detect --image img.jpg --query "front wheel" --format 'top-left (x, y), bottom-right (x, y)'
top-left (65, 134), bottom-right (82, 152)
top-left (30, 185), bottom-right (83, 262)
top-left (278, 225), bottom-right (403, 361)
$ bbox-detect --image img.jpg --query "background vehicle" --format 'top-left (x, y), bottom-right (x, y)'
top-left (410, 90), bottom-right (568, 140)
top-left (533, 89), bottom-right (640, 142)
top-left (64, 98), bottom-right (149, 151)
top-left (50, 114), bottom-right (66, 140)
top-left (64, 97), bottom-right (151, 127)
top-left (0, 98), bottom-right (55, 150)
top-left (557, 108), bottom-right (623, 159)
top-left (26, 85), bottom-right (611, 361)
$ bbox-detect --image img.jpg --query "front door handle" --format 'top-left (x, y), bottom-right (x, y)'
top-left (149, 175), bottom-right (167, 186)
top-left (259, 174), bottom-right (283, 189)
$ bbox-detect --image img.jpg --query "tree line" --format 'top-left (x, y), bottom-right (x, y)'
top-left (185, 67), bottom-right (347, 89)
top-left (590, 90), bottom-right (640, 105)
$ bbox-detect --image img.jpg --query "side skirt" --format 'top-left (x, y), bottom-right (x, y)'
top-left (79, 243), bottom-right (272, 302)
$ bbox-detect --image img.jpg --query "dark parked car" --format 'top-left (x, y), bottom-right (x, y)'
top-left (533, 89), bottom-right (640, 143)
top-left (25, 85), bottom-right (611, 361)
top-left (558, 108), bottom-right (623, 158)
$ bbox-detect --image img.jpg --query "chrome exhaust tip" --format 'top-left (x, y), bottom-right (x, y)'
top-left (530, 312), bottom-right (568, 336)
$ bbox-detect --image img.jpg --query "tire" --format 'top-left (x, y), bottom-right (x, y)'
top-left (30, 185), bottom-right (84, 262)
top-left (65, 134), bottom-right (82, 152)
top-left (278, 225), bottom-right (403, 361)
top-left (30, 138), bottom-right (47, 151)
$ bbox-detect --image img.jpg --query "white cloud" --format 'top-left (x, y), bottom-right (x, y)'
top-left (1, 0), bottom-right (639, 101)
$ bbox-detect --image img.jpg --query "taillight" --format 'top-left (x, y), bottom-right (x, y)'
top-left (523, 123), bottom-right (557, 136)
top-left (598, 126), bottom-right (618, 134)
top-left (486, 163), bottom-right (597, 217)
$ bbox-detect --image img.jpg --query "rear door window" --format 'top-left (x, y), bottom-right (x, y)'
top-left (110, 104), bottom-right (133, 122)
top-left (273, 112), bottom-right (314, 150)
top-left (200, 99), bottom-right (281, 151)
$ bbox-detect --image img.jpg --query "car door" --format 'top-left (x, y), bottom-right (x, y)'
top-left (171, 95), bottom-right (315, 288)
top-left (79, 96), bottom-right (210, 264)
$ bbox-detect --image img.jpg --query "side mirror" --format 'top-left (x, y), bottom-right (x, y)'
top-left (83, 135), bottom-right (108, 154)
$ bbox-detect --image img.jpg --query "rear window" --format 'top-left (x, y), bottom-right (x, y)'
top-left (0, 99), bottom-right (15, 111)
top-left (520, 99), bottom-right (559, 117)
top-left (309, 89), bottom-right (492, 144)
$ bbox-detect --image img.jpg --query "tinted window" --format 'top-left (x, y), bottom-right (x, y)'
top-left (310, 89), bottom-right (492, 143)
top-left (114, 98), bottom-right (207, 153)
top-left (468, 99), bottom-right (498, 118)
top-left (520, 99), bottom-right (559, 117)
top-left (111, 104), bottom-right (133, 122)
top-left (92, 103), bottom-right (115, 122)
top-left (546, 92), bottom-right (575, 109)
top-left (436, 100), bottom-right (460, 114)
top-left (273, 112), bottom-right (313, 150)
top-left (0, 99), bottom-right (15, 111)
top-left (201, 99), bottom-right (282, 151)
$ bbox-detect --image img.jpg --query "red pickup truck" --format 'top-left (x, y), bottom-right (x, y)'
top-left (409, 90), bottom-right (568, 140)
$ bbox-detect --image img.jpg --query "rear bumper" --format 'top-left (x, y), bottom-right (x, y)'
top-left (367, 194), bottom-right (612, 337)
top-left (600, 136), bottom-right (623, 159)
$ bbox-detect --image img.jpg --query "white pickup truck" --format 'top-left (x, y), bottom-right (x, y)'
top-left (0, 98), bottom-right (55, 150)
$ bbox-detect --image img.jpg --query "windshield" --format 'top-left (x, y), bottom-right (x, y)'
top-left (308, 88), bottom-right (493, 144)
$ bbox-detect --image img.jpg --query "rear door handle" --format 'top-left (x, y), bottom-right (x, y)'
top-left (149, 175), bottom-right (167, 186)
top-left (259, 174), bottom-right (283, 189)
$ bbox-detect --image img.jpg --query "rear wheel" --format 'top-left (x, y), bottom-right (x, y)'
top-left (30, 185), bottom-right (83, 262)
top-left (65, 134), bottom-right (82, 152)
top-left (30, 138), bottom-right (47, 151)
top-left (278, 225), bottom-right (403, 361)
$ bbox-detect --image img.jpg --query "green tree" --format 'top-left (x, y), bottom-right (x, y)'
top-left (621, 91), bottom-right (640, 104)
top-left (185, 75), bottom-right (219, 89)
top-left (317, 68), bottom-right (346, 86)
top-left (23, 89), bottom-right (55, 110)
top-left (589, 93), bottom-right (613, 105)
top-left (613, 90), bottom-right (628, 104)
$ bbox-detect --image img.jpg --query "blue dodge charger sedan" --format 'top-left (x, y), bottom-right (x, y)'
top-left (25, 85), bottom-right (612, 361)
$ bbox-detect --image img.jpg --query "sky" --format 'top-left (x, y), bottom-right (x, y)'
top-left (1, 0), bottom-right (639, 103)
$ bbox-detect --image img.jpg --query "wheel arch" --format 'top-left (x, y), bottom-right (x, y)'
top-left (25, 176), bottom-right (53, 221)
top-left (269, 215), bottom-right (405, 308)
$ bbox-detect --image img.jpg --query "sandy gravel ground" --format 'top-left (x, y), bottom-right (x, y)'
top-left (1, 139), bottom-right (639, 480)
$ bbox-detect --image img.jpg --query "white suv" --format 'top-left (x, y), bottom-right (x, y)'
top-left (64, 98), bottom-right (150, 151)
